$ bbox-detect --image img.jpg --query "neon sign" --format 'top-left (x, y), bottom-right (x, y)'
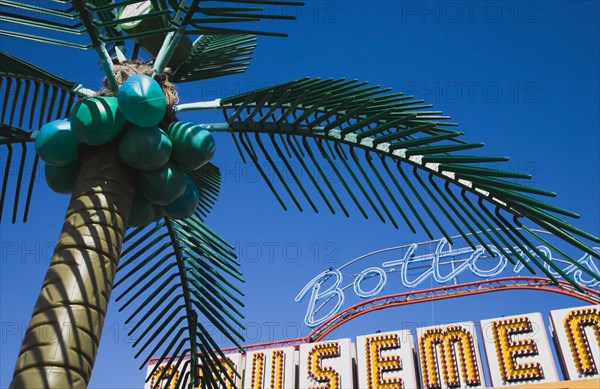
top-left (295, 231), bottom-right (599, 327)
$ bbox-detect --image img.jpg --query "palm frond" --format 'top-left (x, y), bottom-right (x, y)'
top-left (173, 34), bottom-right (257, 82)
top-left (0, 51), bottom-right (78, 90)
top-left (187, 162), bottom-right (223, 220)
top-left (0, 0), bottom-right (87, 49)
top-left (0, 73), bottom-right (77, 223)
top-left (1, 1), bottom-right (302, 72)
top-left (198, 77), bottom-right (600, 287)
top-left (181, 0), bottom-right (304, 37)
top-left (114, 213), bottom-right (244, 389)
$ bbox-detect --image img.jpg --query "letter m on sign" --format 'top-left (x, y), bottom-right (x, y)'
top-left (417, 322), bottom-right (486, 389)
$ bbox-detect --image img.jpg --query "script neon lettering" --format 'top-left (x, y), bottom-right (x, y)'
top-left (295, 270), bottom-right (345, 327)
top-left (354, 267), bottom-right (387, 298)
top-left (297, 236), bottom-right (598, 328)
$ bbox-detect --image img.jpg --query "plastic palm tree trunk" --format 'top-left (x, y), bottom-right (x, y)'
top-left (11, 142), bottom-right (134, 388)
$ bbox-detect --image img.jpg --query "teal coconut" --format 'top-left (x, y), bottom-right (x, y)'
top-left (70, 96), bottom-right (126, 145)
top-left (128, 190), bottom-right (163, 227)
top-left (166, 122), bottom-right (215, 171)
top-left (117, 74), bottom-right (166, 127)
top-left (162, 178), bottom-right (200, 219)
top-left (139, 160), bottom-right (187, 205)
top-left (44, 161), bottom-right (81, 194)
top-left (34, 119), bottom-right (78, 167)
top-left (118, 125), bottom-right (172, 170)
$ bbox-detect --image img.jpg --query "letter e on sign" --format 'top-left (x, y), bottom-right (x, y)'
top-left (481, 312), bottom-right (558, 386)
top-left (356, 330), bottom-right (418, 389)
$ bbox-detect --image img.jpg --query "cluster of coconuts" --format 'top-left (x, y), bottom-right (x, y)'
top-left (34, 74), bottom-right (215, 227)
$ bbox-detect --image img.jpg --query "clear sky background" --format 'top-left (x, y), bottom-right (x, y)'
top-left (1, 1), bottom-right (599, 388)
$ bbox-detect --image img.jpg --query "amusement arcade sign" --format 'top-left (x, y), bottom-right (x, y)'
top-left (146, 304), bottom-right (600, 388)
top-left (146, 234), bottom-right (599, 388)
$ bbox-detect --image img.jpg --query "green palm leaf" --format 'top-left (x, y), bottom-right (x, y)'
top-left (178, 0), bottom-right (303, 37)
top-left (0, 1), bottom-right (303, 82)
top-left (187, 162), bottom-right (223, 219)
top-left (0, 0), bottom-right (86, 49)
top-left (114, 213), bottom-right (243, 389)
top-left (0, 51), bottom-right (78, 89)
top-left (182, 77), bottom-right (600, 287)
top-left (173, 34), bottom-right (257, 82)
top-left (0, 71), bottom-right (78, 222)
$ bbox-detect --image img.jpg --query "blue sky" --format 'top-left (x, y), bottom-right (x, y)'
top-left (1, 1), bottom-right (599, 388)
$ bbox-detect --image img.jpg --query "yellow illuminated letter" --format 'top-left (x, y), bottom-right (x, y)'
top-left (149, 364), bottom-right (179, 389)
top-left (307, 342), bottom-right (341, 389)
top-left (270, 350), bottom-right (286, 389)
top-left (492, 317), bottom-right (544, 382)
top-left (196, 357), bottom-right (236, 389)
top-left (420, 325), bottom-right (481, 388)
top-left (364, 334), bottom-right (403, 389)
top-left (250, 352), bottom-right (265, 389)
top-left (564, 308), bottom-right (600, 375)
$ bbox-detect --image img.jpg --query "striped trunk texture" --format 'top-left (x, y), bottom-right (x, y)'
top-left (11, 143), bottom-right (134, 388)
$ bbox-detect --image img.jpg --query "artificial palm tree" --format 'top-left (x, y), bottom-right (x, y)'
top-left (1, 1), bottom-right (598, 388)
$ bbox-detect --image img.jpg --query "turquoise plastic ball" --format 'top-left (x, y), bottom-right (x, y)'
top-left (162, 177), bottom-right (200, 219)
top-left (166, 122), bottom-right (215, 171)
top-left (139, 161), bottom-right (187, 205)
top-left (44, 161), bottom-right (80, 194)
top-left (34, 119), bottom-right (78, 167)
top-left (128, 190), bottom-right (163, 227)
top-left (70, 96), bottom-right (126, 145)
top-left (119, 125), bottom-right (172, 170)
top-left (117, 74), bottom-right (166, 127)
